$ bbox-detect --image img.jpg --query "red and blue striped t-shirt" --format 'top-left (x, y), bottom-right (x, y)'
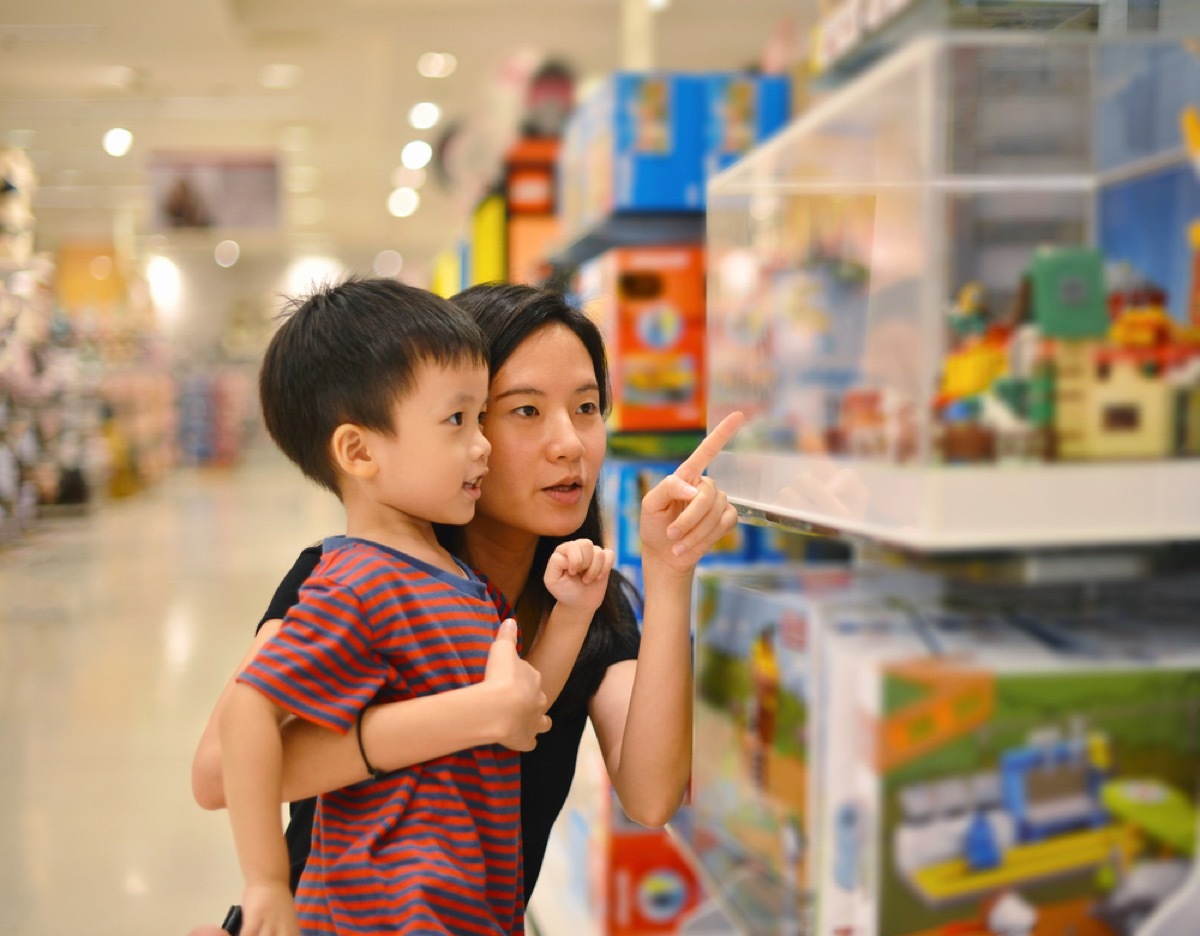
top-left (238, 535), bottom-right (523, 935)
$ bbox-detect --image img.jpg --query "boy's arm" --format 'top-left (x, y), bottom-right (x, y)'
top-left (194, 621), bottom-right (549, 809)
top-left (219, 681), bottom-right (297, 934)
top-left (530, 539), bottom-right (616, 706)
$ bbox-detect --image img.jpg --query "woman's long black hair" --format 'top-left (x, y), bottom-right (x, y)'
top-left (439, 282), bottom-right (641, 713)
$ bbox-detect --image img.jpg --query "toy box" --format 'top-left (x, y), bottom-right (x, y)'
top-left (706, 34), bottom-right (1200, 551)
top-left (814, 590), bottom-right (1200, 936)
top-left (692, 566), bottom-right (940, 905)
top-left (560, 72), bottom-right (706, 238)
top-left (556, 725), bottom-right (705, 936)
top-left (579, 245), bottom-right (706, 433)
top-left (703, 73), bottom-right (791, 182)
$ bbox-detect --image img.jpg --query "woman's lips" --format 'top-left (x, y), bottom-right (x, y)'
top-left (542, 483), bottom-right (583, 505)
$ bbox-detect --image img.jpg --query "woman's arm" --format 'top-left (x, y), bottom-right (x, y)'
top-left (193, 619), bottom-right (550, 809)
top-left (589, 564), bottom-right (695, 828)
top-left (592, 416), bottom-right (742, 827)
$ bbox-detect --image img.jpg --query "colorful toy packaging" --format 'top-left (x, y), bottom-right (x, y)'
top-left (579, 245), bottom-right (706, 433)
top-left (702, 73), bottom-right (791, 182)
top-left (812, 582), bottom-right (1200, 936)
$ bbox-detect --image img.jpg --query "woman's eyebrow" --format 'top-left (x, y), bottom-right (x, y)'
top-left (493, 382), bottom-right (599, 400)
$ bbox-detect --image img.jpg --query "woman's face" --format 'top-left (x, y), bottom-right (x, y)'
top-left (476, 323), bottom-right (607, 539)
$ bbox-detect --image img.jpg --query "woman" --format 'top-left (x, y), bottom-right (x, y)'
top-left (190, 282), bottom-right (741, 925)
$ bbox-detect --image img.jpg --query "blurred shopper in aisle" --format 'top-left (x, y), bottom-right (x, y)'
top-left (191, 283), bottom-right (742, 933)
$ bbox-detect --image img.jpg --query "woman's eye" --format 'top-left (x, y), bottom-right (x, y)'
top-left (577, 401), bottom-right (600, 415)
top-left (448, 412), bottom-right (464, 426)
top-left (513, 405), bottom-right (538, 417)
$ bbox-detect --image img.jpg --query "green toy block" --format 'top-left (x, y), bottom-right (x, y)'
top-left (1028, 246), bottom-right (1110, 340)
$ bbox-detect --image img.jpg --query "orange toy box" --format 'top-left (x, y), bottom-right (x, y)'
top-left (578, 245), bottom-right (706, 433)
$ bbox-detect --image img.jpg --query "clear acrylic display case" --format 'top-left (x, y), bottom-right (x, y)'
top-left (707, 33), bottom-right (1200, 551)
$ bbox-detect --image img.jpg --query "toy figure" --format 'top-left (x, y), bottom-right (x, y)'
top-left (749, 625), bottom-right (780, 790)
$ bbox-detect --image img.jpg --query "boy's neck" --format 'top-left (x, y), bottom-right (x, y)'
top-left (341, 489), bottom-right (454, 571)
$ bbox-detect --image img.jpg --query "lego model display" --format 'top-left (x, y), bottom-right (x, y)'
top-left (706, 34), bottom-right (1200, 550)
top-left (811, 578), bottom-right (1200, 936)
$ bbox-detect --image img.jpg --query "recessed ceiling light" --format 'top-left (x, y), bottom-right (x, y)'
top-left (418, 52), bottom-right (457, 79)
top-left (103, 127), bottom-right (133, 157)
top-left (260, 64), bottom-right (302, 90)
top-left (400, 141), bottom-right (433, 171)
top-left (390, 166), bottom-right (426, 190)
top-left (409, 102), bottom-right (441, 130)
top-left (373, 249), bottom-right (404, 278)
top-left (214, 240), bottom-right (240, 268)
top-left (647, 0), bottom-right (670, 9)
top-left (387, 187), bottom-right (420, 218)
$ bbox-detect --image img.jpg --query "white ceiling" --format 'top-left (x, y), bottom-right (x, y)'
top-left (0, 0), bottom-right (807, 280)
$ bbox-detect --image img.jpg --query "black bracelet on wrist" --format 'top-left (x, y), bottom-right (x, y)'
top-left (355, 706), bottom-right (387, 780)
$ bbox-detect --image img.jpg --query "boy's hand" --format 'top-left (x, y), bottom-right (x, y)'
top-left (239, 881), bottom-right (298, 936)
top-left (483, 619), bottom-right (551, 751)
top-left (545, 538), bottom-right (615, 615)
top-left (640, 412), bottom-right (744, 575)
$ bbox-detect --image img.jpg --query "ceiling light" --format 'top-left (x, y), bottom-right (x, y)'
top-left (286, 256), bottom-right (345, 296)
top-left (373, 249), bottom-right (404, 278)
top-left (260, 64), bottom-right (302, 90)
top-left (284, 165), bottom-right (320, 193)
top-left (387, 187), bottom-right (420, 218)
top-left (409, 102), bottom-right (441, 130)
top-left (214, 240), bottom-right (240, 268)
top-left (146, 255), bottom-right (182, 324)
top-left (103, 127), bottom-right (133, 157)
top-left (418, 52), bottom-right (457, 78)
top-left (390, 166), bottom-right (426, 190)
top-left (647, 0), bottom-right (670, 9)
top-left (400, 141), bottom-right (433, 171)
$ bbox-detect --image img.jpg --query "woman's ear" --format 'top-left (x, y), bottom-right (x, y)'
top-left (331, 423), bottom-right (379, 479)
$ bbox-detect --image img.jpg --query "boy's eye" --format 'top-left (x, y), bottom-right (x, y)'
top-left (448, 412), bottom-right (464, 426)
top-left (478, 410), bottom-right (488, 424)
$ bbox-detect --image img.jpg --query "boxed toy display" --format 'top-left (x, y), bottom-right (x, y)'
top-left (705, 33), bottom-right (1200, 551)
top-left (579, 245), bottom-right (706, 433)
top-left (812, 585), bottom-right (1200, 936)
top-left (703, 73), bottom-right (791, 181)
top-left (559, 73), bottom-right (706, 239)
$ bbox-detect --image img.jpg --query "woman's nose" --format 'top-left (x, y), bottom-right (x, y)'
top-left (547, 417), bottom-right (585, 461)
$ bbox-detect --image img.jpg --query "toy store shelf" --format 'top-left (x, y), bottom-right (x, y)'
top-left (666, 810), bottom-right (810, 936)
top-left (548, 212), bottom-right (705, 271)
top-left (607, 430), bottom-right (705, 460)
top-left (710, 452), bottom-right (1200, 553)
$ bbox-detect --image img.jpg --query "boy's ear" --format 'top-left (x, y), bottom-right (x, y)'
top-left (331, 423), bottom-right (379, 479)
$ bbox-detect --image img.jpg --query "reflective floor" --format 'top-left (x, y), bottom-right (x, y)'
top-left (0, 444), bottom-right (343, 935)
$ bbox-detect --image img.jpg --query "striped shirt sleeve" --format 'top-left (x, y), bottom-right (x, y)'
top-left (238, 573), bottom-right (393, 733)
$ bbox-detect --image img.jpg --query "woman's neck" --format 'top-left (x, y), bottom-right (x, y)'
top-left (461, 514), bottom-right (539, 608)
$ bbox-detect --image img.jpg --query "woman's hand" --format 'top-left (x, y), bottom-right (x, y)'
top-left (544, 538), bottom-right (615, 615)
top-left (639, 412), bottom-right (744, 575)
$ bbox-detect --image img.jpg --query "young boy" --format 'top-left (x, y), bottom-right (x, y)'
top-left (223, 278), bottom-right (613, 936)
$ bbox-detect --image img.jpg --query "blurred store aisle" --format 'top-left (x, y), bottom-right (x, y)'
top-left (0, 444), bottom-right (343, 936)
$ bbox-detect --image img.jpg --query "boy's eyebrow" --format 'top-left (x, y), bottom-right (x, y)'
top-left (493, 382), bottom-right (599, 401)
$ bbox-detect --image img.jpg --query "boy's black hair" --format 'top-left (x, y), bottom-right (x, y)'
top-left (259, 276), bottom-right (489, 496)
top-left (444, 282), bottom-right (641, 714)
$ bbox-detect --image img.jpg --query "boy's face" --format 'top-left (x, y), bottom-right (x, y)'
top-left (368, 357), bottom-right (491, 526)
